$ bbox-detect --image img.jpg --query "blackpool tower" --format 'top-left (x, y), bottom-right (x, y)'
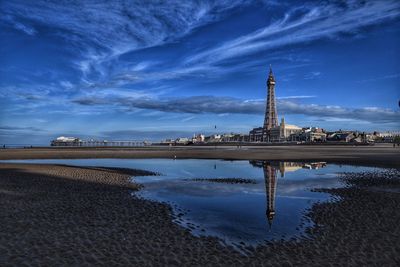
top-left (263, 66), bottom-right (278, 141)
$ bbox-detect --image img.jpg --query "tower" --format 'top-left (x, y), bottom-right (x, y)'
top-left (263, 65), bottom-right (278, 141)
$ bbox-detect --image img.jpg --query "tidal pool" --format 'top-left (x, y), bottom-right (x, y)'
top-left (2, 158), bottom-right (379, 248)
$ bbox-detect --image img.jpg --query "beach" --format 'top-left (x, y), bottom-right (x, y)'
top-left (1, 162), bottom-right (399, 266)
top-left (1, 143), bottom-right (399, 167)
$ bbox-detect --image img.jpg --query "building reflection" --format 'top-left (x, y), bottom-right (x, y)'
top-left (249, 160), bottom-right (327, 229)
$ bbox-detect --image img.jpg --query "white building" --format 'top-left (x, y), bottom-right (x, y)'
top-left (51, 136), bottom-right (81, 146)
top-left (270, 118), bottom-right (302, 142)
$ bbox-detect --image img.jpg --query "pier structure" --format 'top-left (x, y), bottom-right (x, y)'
top-left (51, 137), bottom-right (151, 147)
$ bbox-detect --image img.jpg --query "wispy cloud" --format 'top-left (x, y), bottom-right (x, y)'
top-left (181, 116), bottom-right (196, 123)
top-left (72, 95), bottom-right (400, 124)
top-left (96, 1), bottom-right (400, 85)
top-left (185, 1), bottom-right (400, 66)
top-left (1, 14), bottom-right (37, 35)
top-left (277, 95), bottom-right (316, 100)
top-left (1, 0), bottom-right (251, 80)
top-left (356, 73), bottom-right (400, 83)
top-left (13, 21), bottom-right (36, 35)
top-left (0, 125), bottom-right (45, 132)
top-left (304, 72), bottom-right (321, 80)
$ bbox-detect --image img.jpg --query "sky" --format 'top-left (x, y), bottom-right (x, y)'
top-left (1, 0), bottom-right (399, 144)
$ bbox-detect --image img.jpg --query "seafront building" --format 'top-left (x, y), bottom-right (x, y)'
top-left (50, 136), bottom-right (81, 146)
top-left (269, 118), bottom-right (302, 142)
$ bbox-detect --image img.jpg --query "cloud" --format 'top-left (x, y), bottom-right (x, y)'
top-left (13, 21), bottom-right (36, 35)
top-left (0, 126), bottom-right (46, 135)
top-left (304, 72), bottom-right (321, 80)
top-left (95, 1), bottom-right (400, 85)
top-left (72, 95), bottom-right (400, 124)
top-left (185, 1), bottom-right (400, 66)
top-left (1, 14), bottom-right (37, 35)
top-left (356, 73), bottom-right (400, 83)
top-left (100, 130), bottom-right (204, 141)
top-left (277, 95), bottom-right (316, 100)
top-left (181, 116), bottom-right (196, 122)
top-left (2, 0), bottom-right (251, 79)
top-left (0, 126), bottom-right (42, 131)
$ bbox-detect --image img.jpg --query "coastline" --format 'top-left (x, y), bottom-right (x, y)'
top-left (1, 162), bottom-right (399, 265)
top-left (1, 143), bottom-right (399, 168)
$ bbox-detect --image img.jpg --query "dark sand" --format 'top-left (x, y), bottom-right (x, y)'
top-left (1, 163), bottom-right (400, 266)
top-left (1, 143), bottom-right (400, 167)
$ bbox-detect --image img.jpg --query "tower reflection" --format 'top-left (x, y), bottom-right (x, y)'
top-left (263, 163), bottom-right (277, 229)
top-left (249, 161), bottom-right (326, 230)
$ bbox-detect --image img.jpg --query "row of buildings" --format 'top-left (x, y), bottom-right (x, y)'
top-left (164, 128), bottom-right (386, 145)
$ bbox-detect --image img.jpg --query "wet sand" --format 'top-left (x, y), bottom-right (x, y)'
top-left (1, 163), bottom-right (399, 266)
top-left (1, 143), bottom-right (399, 167)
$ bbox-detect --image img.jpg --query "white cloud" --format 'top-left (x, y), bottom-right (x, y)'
top-left (185, 1), bottom-right (400, 67)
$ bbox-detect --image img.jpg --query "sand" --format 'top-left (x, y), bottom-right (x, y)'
top-left (1, 162), bottom-right (399, 266)
top-left (1, 143), bottom-right (399, 168)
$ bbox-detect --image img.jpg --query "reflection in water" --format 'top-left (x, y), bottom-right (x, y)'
top-left (250, 161), bottom-right (327, 229)
top-left (264, 163), bottom-right (277, 229)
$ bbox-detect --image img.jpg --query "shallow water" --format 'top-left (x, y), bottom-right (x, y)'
top-left (2, 158), bottom-right (379, 248)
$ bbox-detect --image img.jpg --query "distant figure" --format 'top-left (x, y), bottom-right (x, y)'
top-left (394, 143), bottom-right (396, 148)
top-left (174, 155), bottom-right (177, 160)
top-left (2, 144), bottom-right (5, 149)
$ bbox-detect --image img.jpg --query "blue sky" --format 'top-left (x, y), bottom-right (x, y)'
top-left (1, 0), bottom-right (399, 144)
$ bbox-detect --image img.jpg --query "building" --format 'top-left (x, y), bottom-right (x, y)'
top-left (204, 134), bottom-right (222, 143)
top-left (51, 136), bottom-right (81, 146)
top-left (290, 127), bottom-right (327, 142)
top-left (326, 132), bottom-right (355, 142)
top-left (374, 131), bottom-right (400, 142)
top-left (269, 118), bottom-right (302, 142)
top-left (219, 133), bottom-right (249, 142)
top-left (192, 134), bottom-right (205, 143)
top-left (175, 137), bottom-right (190, 144)
top-left (249, 127), bottom-right (264, 142)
